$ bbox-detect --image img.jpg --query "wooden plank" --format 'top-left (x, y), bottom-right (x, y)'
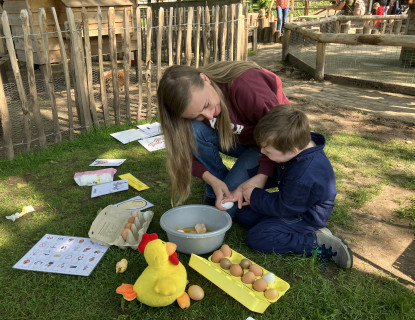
top-left (315, 42), bottom-right (326, 81)
top-left (282, 29), bottom-right (291, 61)
top-left (168, 7), bottom-right (173, 66)
top-left (123, 7), bottom-right (132, 122)
top-left (195, 6), bottom-right (201, 68)
top-left (220, 5), bottom-right (227, 61)
top-left (0, 71), bottom-right (14, 159)
top-left (2, 10), bottom-right (31, 151)
top-left (203, 5), bottom-right (210, 65)
top-left (145, 7), bottom-right (152, 121)
top-left (108, 7), bottom-right (120, 124)
top-left (51, 7), bottom-right (73, 140)
top-left (135, 6), bottom-right (143, 122)
top-left (228, 4), bottom-right (234, 61)
top-left (213, 5), bottom-right (219, 62)
top-left (235, 4), bottom-right (243, 61)
top-left (157, 8), bottom-right (164, 87)
top-left (243, 3), bottom-right (248, 60)
top-left (39, 8), bottom-right (61, 143)
top-left (82, 7), bottom-right (99, 126)
top-left (176, 7), bottom-right (183, 65)
top-left (185, 7), bottom-right (193, 66)
top-left (97, 6), bottom-right (109, 124)
top-left (66, 8), bottom-right (92, 130)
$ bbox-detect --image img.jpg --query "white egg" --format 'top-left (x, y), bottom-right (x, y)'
top-left (263, 272), bottom-right (275, 284)
top-left (221, 200), bottom-right (234, 209)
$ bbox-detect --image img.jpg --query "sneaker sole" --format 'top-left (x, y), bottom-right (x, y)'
top-left (316, 231), bottom-right (353, 269)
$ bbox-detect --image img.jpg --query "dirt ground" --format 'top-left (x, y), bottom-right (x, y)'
top-left (249, 43), bottom-right (415, 290)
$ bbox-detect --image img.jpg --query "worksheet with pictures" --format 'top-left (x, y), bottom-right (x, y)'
top-left (13, 234), bottom-right (109, 276)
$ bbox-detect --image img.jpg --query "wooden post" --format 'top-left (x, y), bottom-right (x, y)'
top-left (81, 7), bottom-right (99, 126)
top-left (186, 7), bottom-right (193, 66)
top-left (282, 29), bottom-right (291, 61)
top-left (97, 7), bottom-right (109, 125)
top-left (213, 5), bottom-right (219, 62)
top-left (243, 3), bottom-right (249, 60)
top-left (2, 10), bottom-right (31, 151)
top-left (145, 7), bottom-right (152, 121)
top-left (131, 0), bottom-right (139, 81)
top-left (315, 42), bottom-right (326, 81)
top-left (0, 72), bottom-right (13, 160)
top-left (228, 4), bottom-right (235, 61)
top-left (108, 7), bottom-right (120, 124)
top-left (195, 6), bottom-right (202, 68)
top-left (51, 7), bottom-right (73, 140)
top-left (168, 7), bottom-right (173, 66)
top-left (157, 8), bottom-right (164, 85)
top-left (176, 7), bottom-right (183, 65)
top-left (270, 21), bottom-right (277, 42)
top-left (221, 6), bottom-right (228, 61)
top-left (203, 5), bottom-right (211, 65)
top-left (123, 8), bottom-right (132, 122)
top-left (66, 8), bottom-right (91, 131)
top-left (21, 9), bottom-right (47, 148)
top-left (236, 4), bottom-right (243, 61)
top-left (136, 7), bottom-right (143, 122)
top-left (258, 17), bottom-right (265, 43)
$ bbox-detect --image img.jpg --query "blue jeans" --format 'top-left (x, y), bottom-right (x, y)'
top-left (277, 7), bottom-right (290, 36)
top-left (191, 120), bottom-right (261, 217)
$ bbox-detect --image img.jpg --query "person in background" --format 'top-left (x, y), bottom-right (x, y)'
top-left (326, 0), bottom-right (355, 15)
top-left (157, 61), bottom-right (290, 217)
top-left (268, 0), bottom-right (295, 37)
top-left (235, 105), bottom-right (353, 269)
top-left (373, 2), bottom-right (384, 27)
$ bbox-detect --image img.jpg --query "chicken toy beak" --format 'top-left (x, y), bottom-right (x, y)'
top-left (166, 242), bottom-right (177, 256)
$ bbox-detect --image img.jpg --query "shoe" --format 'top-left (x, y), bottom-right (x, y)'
top-left (202, 195), bottom-right (216, 206)
top-left (314, 228), bottom-right (353, 269)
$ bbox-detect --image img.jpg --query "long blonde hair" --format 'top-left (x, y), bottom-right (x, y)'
top-left (157, 61), bottom-right (262, 206)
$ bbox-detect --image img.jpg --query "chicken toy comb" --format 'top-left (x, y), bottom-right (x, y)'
top-left (138, 233), bottom-right (158, 253)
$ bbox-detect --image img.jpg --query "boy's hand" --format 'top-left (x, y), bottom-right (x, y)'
top-left (242, 185), bottom-right (256, 204)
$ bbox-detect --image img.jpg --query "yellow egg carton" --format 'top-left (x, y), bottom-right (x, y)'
top-left (189, 249), bottom-right (290, 313)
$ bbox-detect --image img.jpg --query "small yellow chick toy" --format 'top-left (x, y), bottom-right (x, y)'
top-left (116, 233), bottom-right (190, 308)
top-left (115, 259), bottom-right (128, 273)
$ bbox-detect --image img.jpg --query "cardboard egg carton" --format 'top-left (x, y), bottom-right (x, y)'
top-left (189, 249), bottom-right (290, 313)
top-left (88, 205), bottom-right (153, 249)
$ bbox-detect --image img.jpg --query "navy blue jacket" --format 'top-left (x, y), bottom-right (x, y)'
top-left (250, 132), bottom-right (336, 228)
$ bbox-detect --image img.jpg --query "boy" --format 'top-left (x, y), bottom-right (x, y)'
top-left (235, 105), bottom-right (353, 269)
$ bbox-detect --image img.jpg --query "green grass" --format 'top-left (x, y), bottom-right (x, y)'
top-left (1, 120), bottom-right (414, 320)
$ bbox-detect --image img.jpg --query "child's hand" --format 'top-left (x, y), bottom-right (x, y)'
top-left (242, 185), bottom-right (256, 205)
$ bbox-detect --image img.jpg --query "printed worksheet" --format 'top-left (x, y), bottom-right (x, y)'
top-left (138, 135), bottom-right (165, 152)
top-left (13, 234), bottom-right (109, 276)
top-left (89, 159), bottom-right (126, 167)
top-left (115, 195), bottom-right (154, 211)
top-left (91, 179), bottom-right (129, 198)
top-left (137, 122), bottom-right (162, 137)
top-left (110, 128), bottom-right (148, 144)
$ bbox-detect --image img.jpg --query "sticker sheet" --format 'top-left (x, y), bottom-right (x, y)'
top-left (138, 135), bottom-right (165, 152)
top-left (13, 234), bottom-right (109, 276)
top-left (91, 179), bottom-right (129, 198)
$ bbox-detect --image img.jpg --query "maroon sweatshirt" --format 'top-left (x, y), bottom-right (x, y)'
top-left (192, 67), bottom-right (290, 180)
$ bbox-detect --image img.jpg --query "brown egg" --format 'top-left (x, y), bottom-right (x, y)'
top-left (241, 271), bottom-right (256, 284)
top-left (264, 288), bottom-right (279, 300)
top-left (229, 264), bottom-right (243, 277)
top-left (249, 264), bottom-right (263, 276)
top-left (188, 285), bottom-right (205, 301)
top-left (239, 258), bottom-right (251, 269)
top-left (220, 244), bottom-right (232, 257)
top-left (121, 228), bottom-right (129, 241)
top-left (252, 278), bottom-right (267, 292)
top-left (211, 250), bottom-right (224, 263)
top-left (124, 222), bottom-right (133, 229)
top-left (219, 258), bottom-right (232, 270)
top-left (128, 217), bottom-right (135, 223)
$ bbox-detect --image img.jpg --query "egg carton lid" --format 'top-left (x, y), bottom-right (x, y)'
top-left (88, 204), bottom-right (153, 250)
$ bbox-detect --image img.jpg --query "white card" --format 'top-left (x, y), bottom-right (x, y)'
top-left (115, 195), bottom-right (154, 211)
top-left (110, 129), bottom-right (148, 144)
top-left (137, 122), bottom-right (162, 137)
top-left (13, 234), bottom-right (109, 276)
top-left (89, 159), bottom-right (126, 167)
top-left (91, 179), bottom-right (129, 198)
top-left (138, 135), bottom-right (165, 152)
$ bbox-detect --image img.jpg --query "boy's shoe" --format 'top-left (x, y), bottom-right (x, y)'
top-left (314, 228), bottom-right (353, 269)
top-left (202, 195), bottom-right (216, 207)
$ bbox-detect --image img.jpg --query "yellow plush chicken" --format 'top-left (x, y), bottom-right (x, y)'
top-left (116, 233), bottom-right (190, 308)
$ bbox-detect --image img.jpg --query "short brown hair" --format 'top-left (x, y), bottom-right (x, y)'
top-left (254, 105), bottom-right (310, 153)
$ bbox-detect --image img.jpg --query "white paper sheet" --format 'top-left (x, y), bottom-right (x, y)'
top-left (115, 195), bottom-right (154, 211)
top-left (138, 135), bottom-right (165, 152)
top-left (137, 122), bottom-right (162, 137)
top-left (13, 234), bottom-right (109, 276)
top-left (89, 159), bottom-right (126, 167)
top-left (110, 129), bottom-right (148, 144)
top-left (91, 179), bottom-right (129, 198)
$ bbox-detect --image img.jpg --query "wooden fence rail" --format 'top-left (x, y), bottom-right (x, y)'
top-left (0, 4), bottom-right (250, 160)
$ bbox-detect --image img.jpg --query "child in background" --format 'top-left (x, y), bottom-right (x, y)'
top-left (235, 105), bottom-right (353, 269)
top-left (373, 2), bottom-right (385, 27)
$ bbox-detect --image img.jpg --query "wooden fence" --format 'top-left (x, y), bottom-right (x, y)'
top-left (0, 4), bottom-right (251, 160)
